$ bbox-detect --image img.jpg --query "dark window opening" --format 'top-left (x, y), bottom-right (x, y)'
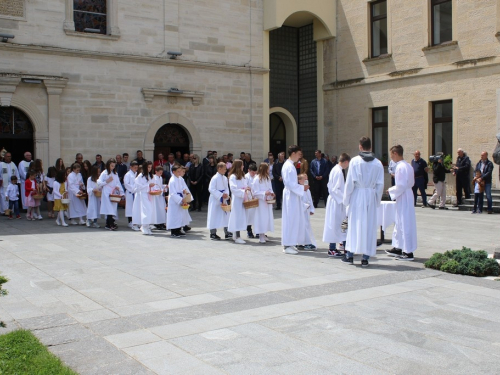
top-left (432, 100), bottom-right (453, 156)
top-left (74, 0), bottom-right (107, 35)
top-left (431, 0), bottom-right (452, 46)
top-left (372, 107), bottom-right (388, 165)
top-left (371, 0), bottom-right (388, 57)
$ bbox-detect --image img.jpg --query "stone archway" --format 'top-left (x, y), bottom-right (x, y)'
top-left (270, 107), bottom-right (297, 152)
top-left (144, 112), bottom-right (201, 161)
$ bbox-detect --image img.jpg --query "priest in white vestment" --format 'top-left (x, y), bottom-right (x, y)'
top-left (387, 145), bottom-right (418, 260)
top-left (0, 153), bottom-right (20, 214)
top-left (18, 152), bottom-right (32, 209)
top-left (343, 137), bottom-right (384, 267)
top-left (281, 145), bottom-right (308, 254)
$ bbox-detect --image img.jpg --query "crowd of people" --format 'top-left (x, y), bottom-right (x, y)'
top-left (0, 137), bottom-right (423, 267)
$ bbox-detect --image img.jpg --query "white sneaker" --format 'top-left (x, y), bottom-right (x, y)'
top-left (37, 215), bottom-right (43, 220)
top-left (259, 239), bottom-right (266, 244)
top-left (79, 219), bottom-right (86, 225)
top-left (86, 221), bottom-right (91, 227)
top-left (127, 222), bottom-right (133, 228)
top-left (55, 219), bottom-right (61, 226)
top-left (61, 222), bottom-right (68, 227)
top-left (64, 211), bottom-right (69, 218)
top-left (234, 238), bottom-right (246, 244)
top-left (92, 222), bottom-right (100, 228)
top-left (132, 225), bottom-right (140, 231)
top-left (283, 247), bottom-right (298, 254)
top-left (70, 219), bottom-right (78, 225)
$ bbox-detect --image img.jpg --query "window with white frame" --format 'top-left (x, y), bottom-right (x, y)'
top-left (431, 0), bottom-right (452, 46)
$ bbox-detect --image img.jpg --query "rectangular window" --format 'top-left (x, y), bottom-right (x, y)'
top-left (372, 107), bottom-right (388, 165)
top-left (432, 100), bottom-right (453, 155)
top-left (431, 0), bottom-right (452, 46)
top-left (73, 0), bottom-right (107, 35)
top-left (371, 0), bottom-right (388, 57)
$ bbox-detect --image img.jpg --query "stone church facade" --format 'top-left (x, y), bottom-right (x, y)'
top-left (1, 0), bottom-right (499, 187)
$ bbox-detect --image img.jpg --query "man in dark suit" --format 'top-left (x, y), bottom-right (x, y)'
top-left (272, 152), bottom-right (285, 210)
top-left (310, 149), bottom-right (329, 208)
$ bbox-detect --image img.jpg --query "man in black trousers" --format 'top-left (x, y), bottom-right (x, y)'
top-left (310, 149), bottom-right (329, 208)
top-left (272, 152), bottom-right (285, 210)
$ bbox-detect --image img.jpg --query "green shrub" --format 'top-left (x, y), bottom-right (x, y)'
top-left (0, 272), bottom-right (7, 328)
top-left (425, 247), bottom-right (500, 277)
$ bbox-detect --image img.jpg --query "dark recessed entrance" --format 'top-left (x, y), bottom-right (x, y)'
top-left (154, 123), bottom-right (190, 160)
top-left (0, 107), bottom-right (34, 164)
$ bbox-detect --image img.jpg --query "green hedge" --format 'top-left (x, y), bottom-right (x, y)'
top-left (425, 247), bottom-right (500, 277)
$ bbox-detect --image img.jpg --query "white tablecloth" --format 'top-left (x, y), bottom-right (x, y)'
top-left (377, 201), bottom-right (396, 231)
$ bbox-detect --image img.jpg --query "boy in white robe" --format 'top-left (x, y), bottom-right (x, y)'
top-left (387, 145), bottom-right (418, 261)
top-left (124, 161), bottom-right (139, 231)
top-left (281, 145), bottom-right (309, 254)
top-left (245, 163), bottom-right (258, 238)
top-left (343, 137), bottom-right (384, 267)
top-left (323, 153), bottom-right (350, 257)
top-left (153, 165), bottom-right (167, 230)
top-left (297, 174), bottom-right (316, 250)
top-left (207, 162), bottom-right (231, 240)
top-left (167, 165), bottom-right (187, 238)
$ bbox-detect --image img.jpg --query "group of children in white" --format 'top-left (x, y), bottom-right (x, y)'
top-left (3, 137), bottom-right (417, 267)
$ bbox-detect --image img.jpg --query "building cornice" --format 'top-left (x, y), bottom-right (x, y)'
top-left (324, 57), bottom-right (500, 91)
top-left (0, 42), bottom-right (269, 75)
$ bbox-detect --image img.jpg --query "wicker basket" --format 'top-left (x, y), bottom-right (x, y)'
top-left (181, 203), bottom-right (190, 210)
top-left (32, 194), bottom-right (44, 200)
top-left (77, 193), bottom-right (87, 200)
top-left (243, 191), bottom-right (259, 209)
top-left (221, 204), bottom-right (231, 212)
top-left (110, 194), bottom-right (122, 203)
top-left (183, 192), bottom-right (193, 203)
top-left (61, 192), bottom-right (70, 205)
top-left (149, 190), bottom-right (162, 196)
top-left (94, 191), bottom-right (102, 197)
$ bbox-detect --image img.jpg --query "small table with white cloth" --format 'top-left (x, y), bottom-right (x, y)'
top-left (377, 201), bottom-right (396, 244)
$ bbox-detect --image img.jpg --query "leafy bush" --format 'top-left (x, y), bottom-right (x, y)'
top-left (0, 272), bottom-right (8, 328)
top-left (425, 247), bottom-right (500, 277)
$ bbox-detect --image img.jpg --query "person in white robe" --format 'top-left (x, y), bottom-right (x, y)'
top-left (124, 161), bottom-right (139, 230)
top-left (152, 165), bottom-right (167, 228)
top-left (227, 160), bottom-right (249, 244)
top-left (251, 163), bottom-right (274, 243)
top-left (207, 162), bottom-right (231, 240)
top-left (132, 162), bottom-right (155, 235)
top-left (298, 174), bottom-right (316, 249)
top-left (0, 153), bottom-right (20, 214)
top-left (18, 152), bottom-right (32, 209)
top-left (167, 165), bottom-right (190, 237)
top-left (323, 153), bottom-right (351, 257)
top-left (281, 145), bottom-right (308, 254)
top-left (178, 167), bottom-right (193, 233)
top-left (86, 166), bottom-right (102, 228)
top-left (343, 137), bottom-right (384, 267)
top-left (97, 158), bottom-right (124, 230)
top-left (244, 164), bottom-right (258, 238)
top-left (387, 145), bottom-right (418, 261)
top-left (67, 164), bottom-right (87, 225)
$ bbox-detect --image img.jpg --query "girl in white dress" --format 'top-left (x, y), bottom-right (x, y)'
top-left (152, 165), bottom-right (167, 230)
top-left (132, 161), bottom-right (155, 235)
top-left (67, 163), bottom-right (87, 225)
top-left (298, 174), bottom-right (316, 250)
top-left (228, 160), bottom-right (250, 244)
top-left (86, 166), bottom-right (102, 228)
top-left (251, 163), bottom-right (275, 243)
top-left (124, 161), bottom-right (139, 230)
top-left (97, 158), bottom-right (124, 230)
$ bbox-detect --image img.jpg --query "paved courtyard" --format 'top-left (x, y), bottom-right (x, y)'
top-left (1, 206), bottom-right (500, 374)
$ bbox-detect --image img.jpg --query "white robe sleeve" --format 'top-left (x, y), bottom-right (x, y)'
top-left (168, 176), bottom-right (183, 205)
top-left (124, 172), bottom-right (135, 193)
top-left (209, 174), bottom-right (224, 200)
top-left (282, 163), bottom-right (304, 197)
top-left (97, 171), bottom-right (108, 189)
top-left (229, 175), bottom-right (246, 199)
top-left (330, 168), bottom-right (344, 205)
top-left (343, 165), bottom-right (356, 207)
top-left (134, 175), bottom-right (149, 193)
top-left (67, 173), bottom-right (80, 196)
top-left (53, 182), bottom-right (62, 199)
top-left (388, 162), bottom-right (413, 201)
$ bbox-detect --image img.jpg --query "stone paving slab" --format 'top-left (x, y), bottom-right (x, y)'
top-left (1, 208), bottom-right (500, 374)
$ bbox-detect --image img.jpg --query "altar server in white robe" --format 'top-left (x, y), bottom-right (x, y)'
top-left (152, 165), bottom-right (167, 228)
top-left (86, 166), bottom-right (101, 228)
top-left (167, 165), bottom-right (188, 237)
top-left (18, 152), bottom-right (32, 209)
top-left (67, 163), bottom-right (87, 225)
top-left (124, 161), bottom-right (139, 230)
top-left (323, 153), bottom-right (351, 257)
top-left (387, 145), bottom-right (418, 261)
top-left (97, 158), bottom-right (125, 230)
top-left (132, 161), bottom-right (155, 235)
top-left (244, 163), bottom-right (258, 238)
top-left (0, 153), bottom-right (20, 214)
top-left (178, 166), bottom-right (192, 233)
top-left (298, 173), bottom-right (316, 249)
top-left (343, 137), bottom-right (384, 267)
top-left (281, 145), bottom-right (308, 254)
top-left (207, 162), bottom-right (231, 240)
top-left (251, 163), bottom-right (274, 243)
top-left (227, 160), bottom-right (249, 244)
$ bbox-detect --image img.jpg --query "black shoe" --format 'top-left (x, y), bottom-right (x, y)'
top-left (184, 226), bottom-right (191, 232)
top-left (296, 245), bottom-right (305, 250)
top-left (197, 208), bottom-right (201, 212)
top-left (488, 211), bottom-right (493, 215)
top-left (385, 247), bottom-right (402, 257)
top-left (361, 259), bottom-right (369, 267)
top-left (439, 207), bottom-right (448, 210)
top-left (341, 255), bottom-right (353, 265)
top-left (247, 232), bottom-right (255, 238)
top-left (105, 226), bottom-right (113, 231)
top-left (428, 204), bottom-right (436, 209)
top-left (396, 252), bottom-right (414, 261)
top-left (170, 232), bottom-right (181, 238)
top-left (328, 249), bottom-right (343, 258)
top-left (225, 232), bottom-right (233, 239)
top-left (210, 234), bottom-right (221, 240)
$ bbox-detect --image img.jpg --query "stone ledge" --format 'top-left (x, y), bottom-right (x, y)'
top-left (64, 30), bottom-right (120, 41)
top-left (362, 54), bottom-right (392, 65)
top-left (141, 88), bottom-right (205, 106)
top-left (422, 41), bottom-right (458, 54)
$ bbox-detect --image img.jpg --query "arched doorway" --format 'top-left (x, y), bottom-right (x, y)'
top-left (154, 123), bottom-right (190, 160)
top-left (0, 107), bottom-right (34, 164)
top-left (270, 113), bottom-right (286, 157)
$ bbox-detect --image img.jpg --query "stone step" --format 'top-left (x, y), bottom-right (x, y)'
top-left (457, 204), bottom-right (500, 213)
top-left (463, 199), bottom-right (500, 207)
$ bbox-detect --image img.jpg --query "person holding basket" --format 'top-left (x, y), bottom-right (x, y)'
top-left (251, 163), bottom-right (275, 243)
top-left (207, 162), bottom-right (231, 240)
top-left (97, 158), bottom-right (124, 231)
top-left (227, 160), bottom-right (249, 244)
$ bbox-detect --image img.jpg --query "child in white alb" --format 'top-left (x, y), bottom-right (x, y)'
top-left (297, 174), bottom-right (316, 250)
